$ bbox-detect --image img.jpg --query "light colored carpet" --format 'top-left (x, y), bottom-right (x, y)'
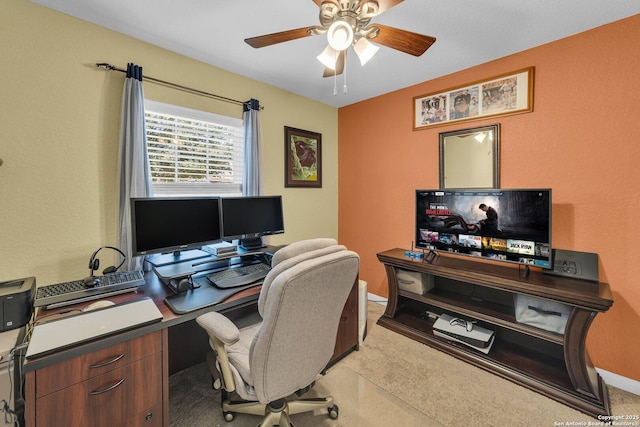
top-left (169, 362), bottom-right (443, 427)
top-left (169, 302), bottom-right (640, 426)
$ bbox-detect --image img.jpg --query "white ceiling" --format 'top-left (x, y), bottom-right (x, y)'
top-left (31, 0), bottom-right (640, 108)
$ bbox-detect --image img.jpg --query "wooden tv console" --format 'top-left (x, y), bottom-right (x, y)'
top-left (376, 248), bottom-right (613, 417)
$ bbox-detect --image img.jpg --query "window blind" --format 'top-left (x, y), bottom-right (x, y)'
top-left (144, 100), bottom-right (244, 196)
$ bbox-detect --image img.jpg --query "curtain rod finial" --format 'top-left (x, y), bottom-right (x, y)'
top-left (96, 63), bottom-right (115, 71)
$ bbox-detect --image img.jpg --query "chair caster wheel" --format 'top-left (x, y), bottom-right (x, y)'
top-left (211, 376), bottom-right (222, 390)
top-left (328, 404), bottom-right (339, 419)
top-left (223, 411), bottom-right (234, 422)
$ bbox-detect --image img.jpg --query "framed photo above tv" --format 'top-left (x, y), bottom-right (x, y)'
top-left (413, 67), bottom-right (534, 130)
top-left (284, 126), bottom-right (322, 188)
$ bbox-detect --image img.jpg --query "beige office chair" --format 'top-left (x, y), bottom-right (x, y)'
top-left (196, 238), bottom-right (359, 426)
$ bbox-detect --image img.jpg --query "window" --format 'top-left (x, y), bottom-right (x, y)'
top-left (144, 100), bottom-right (244, 196)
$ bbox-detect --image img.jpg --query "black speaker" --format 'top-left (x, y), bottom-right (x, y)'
top-left (84, 246), bottom-right (126, 287)
top-left (544, 249), bottom-right (599, 282)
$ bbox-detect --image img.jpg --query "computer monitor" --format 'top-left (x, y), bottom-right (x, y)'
top-left (130, 197), bottom-right (222, 265)
top-left (220, 196), bottom-right (285, 250)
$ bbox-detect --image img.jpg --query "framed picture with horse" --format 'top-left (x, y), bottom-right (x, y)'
top-left (284, 126), bottom-right (322, 188)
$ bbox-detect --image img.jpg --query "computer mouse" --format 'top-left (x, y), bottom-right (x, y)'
top-left (83, 300), bottom-right (115, 312)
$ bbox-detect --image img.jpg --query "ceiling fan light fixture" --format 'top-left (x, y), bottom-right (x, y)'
top-left (327, 20), bottom-right (354, 51)
top-left (353, 37), bottom-right (379, 66)
top-left (317, 45), bottom-right (339, 70)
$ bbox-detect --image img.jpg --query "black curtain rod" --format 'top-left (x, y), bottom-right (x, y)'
top-left (96, 63), bottom-right (249, 108)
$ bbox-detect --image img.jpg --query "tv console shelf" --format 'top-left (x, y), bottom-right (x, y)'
top-left (376, 248), bottom-right (613, 417)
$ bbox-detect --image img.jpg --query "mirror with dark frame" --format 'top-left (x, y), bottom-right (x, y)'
top-left (439, 124), bottom-right (500, 189)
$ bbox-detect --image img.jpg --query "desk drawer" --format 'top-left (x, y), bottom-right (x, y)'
top-left (36, 352), bottom-right (162, 427)
top-left (35, 330), bottom-right (162, 397)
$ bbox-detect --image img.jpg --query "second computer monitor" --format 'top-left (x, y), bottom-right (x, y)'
top-left (220, 196), bottom-right (284, 250)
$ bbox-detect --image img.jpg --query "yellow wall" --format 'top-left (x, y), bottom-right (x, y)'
top-left (338, 15), bottom-right (640, 381)
top-left (0, 0), bottom-right (338, 284)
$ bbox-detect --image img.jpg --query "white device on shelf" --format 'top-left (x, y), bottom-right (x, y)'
top-left (433, 313), bottom-right (495, 354)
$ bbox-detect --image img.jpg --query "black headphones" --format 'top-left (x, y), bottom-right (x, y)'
top-left (87, 246), bottom-right (126, 277)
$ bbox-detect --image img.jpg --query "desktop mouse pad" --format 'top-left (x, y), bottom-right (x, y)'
top-left (26, 297), bottom-right (162, 359)
top-left (164, 278), bottom-right (258, 314)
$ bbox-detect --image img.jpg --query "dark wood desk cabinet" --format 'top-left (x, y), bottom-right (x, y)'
top-left (25, 329), bottom-right (167, 427)
top-left (377, 248), bottom-right (613, 417)
top-left (24, 269), bottom-right (359, 426)
top-left (330, 277), bottom-right (360, 365)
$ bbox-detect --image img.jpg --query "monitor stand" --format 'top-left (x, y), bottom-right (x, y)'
top-left (145, 249), bottom-right (210, 267)
top-left (238, 237), bottom-right (265, 251)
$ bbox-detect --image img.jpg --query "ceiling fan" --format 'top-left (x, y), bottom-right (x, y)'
top-left (245, 0), bottom-right (436, 77)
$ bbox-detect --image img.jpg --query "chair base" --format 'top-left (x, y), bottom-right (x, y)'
top-left (222, 396), bottom-right (338, 426)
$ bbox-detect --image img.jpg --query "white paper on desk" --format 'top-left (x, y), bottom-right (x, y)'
top-left (26, 297), bottom-right (162, 359)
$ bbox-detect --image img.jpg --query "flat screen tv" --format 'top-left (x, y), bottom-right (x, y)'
top-left (130, 197), bottom-right (222, 264)
top-left (220, 196), bottom-right (285, 250)
top-left (415, 189), bottom-right (551, 268)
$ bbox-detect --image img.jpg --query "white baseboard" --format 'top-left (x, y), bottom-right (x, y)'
top-left (367, 293), bottom-right (639, 396)
top-left (596, 368), bottom-right (640, 396)
top-left (367, 293), bottom-right (387, 305)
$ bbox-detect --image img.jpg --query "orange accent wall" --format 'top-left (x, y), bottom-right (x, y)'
top-left (338, 15), bottom-right (640, 381)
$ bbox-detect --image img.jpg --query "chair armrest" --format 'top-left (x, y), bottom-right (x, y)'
top-left (196, 311), bottom-right (240, 345)
top-left (196, 311), bottom-right (240, 392)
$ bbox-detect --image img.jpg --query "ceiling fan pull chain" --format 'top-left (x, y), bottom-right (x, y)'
top-left (343, 59), bottom-right (348, 94)
top-left (333, 49), bottom-right (338, 95)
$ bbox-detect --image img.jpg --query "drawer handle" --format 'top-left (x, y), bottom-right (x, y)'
top-left (89, 378), bottom-right (125, 395)
top-left (527, 305), bottom-right (562, 317)
top-left (88, 353), bottom-right (125, 369)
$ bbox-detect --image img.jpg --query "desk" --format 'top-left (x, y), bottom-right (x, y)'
top-left (23, 252), bottom-right (359, 426)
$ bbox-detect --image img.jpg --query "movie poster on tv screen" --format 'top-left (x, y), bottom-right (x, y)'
top-left (415, 189), bottom-right (551, 267)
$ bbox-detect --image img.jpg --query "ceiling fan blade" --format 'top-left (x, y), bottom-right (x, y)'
top-left (323, 50), bottom-right (346, 77)
top-left (245, 27), bottom-right (318, 48)
top-left (370, 24), bottom-right (436, 56)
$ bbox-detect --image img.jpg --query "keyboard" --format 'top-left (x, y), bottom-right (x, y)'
top-left (34, 270), bottom-right (146, 309)
top-left (206, 263), bottom-right (271, 289)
